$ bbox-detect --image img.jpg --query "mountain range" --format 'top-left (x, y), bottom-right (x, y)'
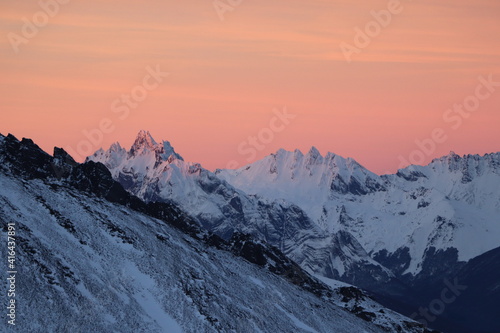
top-left (87, 130), bottom-right (500, 333)
top-left (0, 132), bottom-right (439, 332)
top-left (1, 130), bottom-right (498, 332)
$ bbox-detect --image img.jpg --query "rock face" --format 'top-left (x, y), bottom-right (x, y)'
top-left (0, 132), bottom-right (435, 333)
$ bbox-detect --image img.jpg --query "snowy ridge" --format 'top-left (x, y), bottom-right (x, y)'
top-left (215, 147), bottom-right (385, 229)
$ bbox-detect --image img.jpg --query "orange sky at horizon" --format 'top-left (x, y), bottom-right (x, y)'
top-left (1, 0), bottom-right (499, 174)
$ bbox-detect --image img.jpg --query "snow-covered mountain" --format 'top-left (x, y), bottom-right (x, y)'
top-left (0, 133), bottom-right (433, 333)
top-left (217, 146), bottom-right (500, 333)
top-left (217, 148), bottom-right (500, 278)
top-left (90, 132), bottom-right (500, 282)
top-left (86, 131), bottom-right (500, 332)
top-left (88, 131), bottom-right (394, 290)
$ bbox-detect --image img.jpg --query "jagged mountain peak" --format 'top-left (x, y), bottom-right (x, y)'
top-left (87, 131), bottom-right (184, 170)
top-left (325, 151), bottom-right (337, 159)
top-left (305, 146), bottom-right (324, 165)
top-left (4, 133), bottom-right (19, 141)
top-left (129, 130), bottom-right (157, 155)
top-left (273, 146), bottom-right (323, 161)
top-left (53, 147), bottom-right (77, 164)
top-left (393, 151), bottom-right (500, 184)
top-left (109, 141), bottom-right (124, 152)
top-left (159, 140), bottom-right (184, 161)
top-left (218, 148), bottom-right (386, 209)
top-left (271, 148), bottom-right (294, 158)
top-left (128, 130), bottom-right (183, 162)
top-left (420, 151), bottom-right (500, 183)
top-left (293, 148), bottom-right (303, 157)
top-left (307, 146), bottom-right (322, 157)
top-left (269, 147), bottom-right (348, 167)
top-left (269, 148), bottom-right (369, 173)
top-left (133, 129), bottom-right (157, 148)
top-left (430, 151), bottom-right (500, 166)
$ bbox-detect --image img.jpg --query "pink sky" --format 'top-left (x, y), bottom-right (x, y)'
top-left (1, 0), bottom-right (499, 174)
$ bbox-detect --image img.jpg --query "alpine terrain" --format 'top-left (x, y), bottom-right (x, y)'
top-left (0, 132), bottom-right (435, 332)
top-left (88, 131), bottom-right (500, 333)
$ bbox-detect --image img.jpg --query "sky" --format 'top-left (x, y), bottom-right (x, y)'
top-left (1, 0), bottom-right (499, 174)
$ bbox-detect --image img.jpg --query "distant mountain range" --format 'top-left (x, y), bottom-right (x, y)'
top-left (87, 130), bottom-right (500, 333)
